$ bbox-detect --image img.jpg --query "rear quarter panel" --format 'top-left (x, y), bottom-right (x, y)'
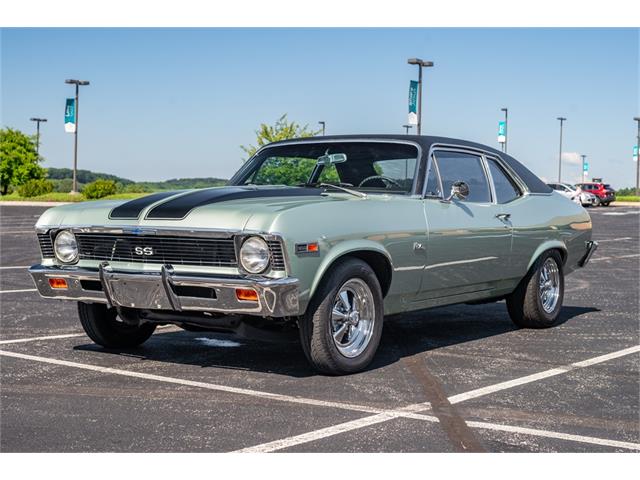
top-left (509, 192), bottom-right (592, 277)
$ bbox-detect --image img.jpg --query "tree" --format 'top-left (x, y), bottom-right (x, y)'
top-left (241, 114), bottom-right (320, 159)
top-left (0, 128), bottom-right (45, 195)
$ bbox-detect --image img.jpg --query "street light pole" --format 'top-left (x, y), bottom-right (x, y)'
top-left (29, 117), bottom-right (47, 155)
top-left (65, 79), bottom-right (90, 194)
top-left (501, 108), bottom-right (508, 153)
top-left (557, 117), bottom-right (567, 182)
top-left (318, 121), bottom-right (326, 136)
top-left (402, 124), bottom-right (412, 134)
top-left (581, 154), bottom-right (587, 183)
top-left (407, 58), bottom-right (434, 135)
top-left (634, 117), bottom-right (640, 196)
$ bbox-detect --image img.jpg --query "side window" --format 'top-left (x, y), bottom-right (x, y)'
top-left (424, 156), bottom-right (441, 197)
top-left (433, 151), bottom-right (491, 203)
top-left (487, 158), bottom-right (521, 203)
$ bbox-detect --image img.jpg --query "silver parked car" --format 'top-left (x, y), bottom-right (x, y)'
top-left (29, 136), bottom-right (598, 374)
top-left (547, 182), bottom-right (596, 207)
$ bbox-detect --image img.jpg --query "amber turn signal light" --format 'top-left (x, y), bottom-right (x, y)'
top-left (48, 278), bottom-right (68, 289)
top-left (235, 288), bottom-right (258, 302)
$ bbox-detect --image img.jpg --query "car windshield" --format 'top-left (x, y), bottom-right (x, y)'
top-left (232, 141), bottom-right (419, 194)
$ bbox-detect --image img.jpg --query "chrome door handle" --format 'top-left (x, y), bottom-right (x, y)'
top-left (495, 213), bottom-right (511, 221)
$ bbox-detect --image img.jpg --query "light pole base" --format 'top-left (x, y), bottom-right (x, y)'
top-left (69, 190), bottom-right (81, 196)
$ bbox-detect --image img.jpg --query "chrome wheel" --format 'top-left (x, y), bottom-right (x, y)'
top-left (539, 258), bottom-right (560, 313)
top-left (330, 278), bottom-right (375, 358)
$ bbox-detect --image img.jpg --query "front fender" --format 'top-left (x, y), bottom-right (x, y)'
top-left (308, 239), bottom-right (393, 302)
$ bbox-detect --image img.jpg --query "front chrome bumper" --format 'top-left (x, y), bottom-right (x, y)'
top-left (29, 263), bottom-right (300, 317)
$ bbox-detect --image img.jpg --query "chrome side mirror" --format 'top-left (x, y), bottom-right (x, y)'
top-left (446, 181), bottom-right (469, 201)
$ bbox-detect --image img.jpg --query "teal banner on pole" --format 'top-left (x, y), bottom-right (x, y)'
top-left (634, 145), bottom-right (638, 162)
top-left (408, 80), bottom-right (418, 125)
top-left (583, 162), bottom-right (589, 172)
top-left (64, 98), bottom-right (76, 133)
top-left (498, 121), bottom-right (506, 144)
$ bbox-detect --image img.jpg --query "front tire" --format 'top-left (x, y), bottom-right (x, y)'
top-left (78, 302), bottom-right (156, 348)
top-left (506, 250), bottom-right (564, 328)
top-left (299, 258), bottom-right (384, 375)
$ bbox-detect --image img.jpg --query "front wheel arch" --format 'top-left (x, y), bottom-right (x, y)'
top-left (308, 243), bottom-right (393, 303)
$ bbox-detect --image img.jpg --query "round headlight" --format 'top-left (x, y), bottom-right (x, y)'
top-left (54, 230), bottom-right (78, 264)
top-left (240, 236), bottom-right (270, 274)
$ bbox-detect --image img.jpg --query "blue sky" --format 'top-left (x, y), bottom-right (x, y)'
top-left (1, 28), bottom-right (638, 187)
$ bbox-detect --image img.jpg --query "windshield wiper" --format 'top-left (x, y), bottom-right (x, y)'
top-left (319, 183), bottom-right (367, 199)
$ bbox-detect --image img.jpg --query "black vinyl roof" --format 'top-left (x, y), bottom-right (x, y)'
top-left (268, 135), bottom-right (552, 194)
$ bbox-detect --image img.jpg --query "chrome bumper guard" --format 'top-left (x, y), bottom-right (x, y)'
top-left (578, 240), bottom-right (598, 267)
top-left (28, 263), bottom-right (300, 317)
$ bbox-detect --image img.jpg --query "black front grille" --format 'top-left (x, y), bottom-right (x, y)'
top-left (75, 233), bottom-right (237, 267)
top-left (37, 233), bottom-right (54, 258)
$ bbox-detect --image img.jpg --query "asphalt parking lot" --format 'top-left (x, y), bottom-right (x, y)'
top-left (1, 204), bottom-right (638, 452)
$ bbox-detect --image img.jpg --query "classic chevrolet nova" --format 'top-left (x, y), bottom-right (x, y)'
top-left (29, 135), bottom-right (597, 374)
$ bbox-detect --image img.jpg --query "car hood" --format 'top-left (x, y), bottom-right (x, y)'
top-left (36, 186), bottom-right (346, 232)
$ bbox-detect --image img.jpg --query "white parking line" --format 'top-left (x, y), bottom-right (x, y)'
top-left (590, 253), bottom-right (640, 262)
top-left (447, 345), bottom-right (640, 404)
top-left (1, 341), bottom-right (638, 452)
top-left (236, 402), bottom-right (438, 453)
top-left (467, 421), bottom-right (640, 451)
top-left (0, 349), bottom-right (399, 416)
top-left (0, 333), bottom-right (85, 345)
top-left (0, 266), bottom-right (30, 270)
top-left (0, 288), bottom-right (37, 294)
top-left (234, 345), bottom-right (640, 452)
top-left (592, 237), bottom-right (633, 242)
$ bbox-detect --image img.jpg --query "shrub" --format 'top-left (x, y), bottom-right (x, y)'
top-left (52, 178), bottom-right (83, 193)
top-left (122, 183), bottom-right (152, 193)
top-left (83, 179), bottom-right (118, 199)
top-left (17, 179), bottom-right (54, 197)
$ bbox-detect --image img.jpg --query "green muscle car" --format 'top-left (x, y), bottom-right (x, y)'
top-left (29, 135), bottom-right (597, 374)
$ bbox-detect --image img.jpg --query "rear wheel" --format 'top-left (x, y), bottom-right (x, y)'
top-left (593, 197), bottom-right (601, 207)
top-left (299, 258), bottom-right (384, 375)
top-left (78, 302), bottom-right (156, 348)
top-left (506, 251), bottom-right (564, 328)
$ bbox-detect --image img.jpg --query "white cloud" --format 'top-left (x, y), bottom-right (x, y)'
top-left (562, 152), bottom-right (582, 165)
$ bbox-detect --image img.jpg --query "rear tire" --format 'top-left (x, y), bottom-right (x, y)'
top-left (593, 197), bottom-right (601, 207)
top-left (506, 250), bottom-right (564, 328)
top-left (78, 302), bottom-right (156, 348)
top-left (299, 258), bottom-right (384, 375)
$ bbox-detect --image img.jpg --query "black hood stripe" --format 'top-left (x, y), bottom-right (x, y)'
top-left (109, 190), bottom-right (183, 219)
top-left (145, 187), bottom-right (323, 220)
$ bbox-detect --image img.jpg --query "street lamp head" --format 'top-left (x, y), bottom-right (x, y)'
top-left (634, 117), bottom-right (640, 122)
top-left (501, 108), bottom-right (508, 112)
top-left (30, 117), bottom-right (47, 122)
top-left (557, 117), bottom-right (567, 121)
top-left (65, 79), bottom-right (90, 85)
top-left (408, 58), bottom-right (434, 67)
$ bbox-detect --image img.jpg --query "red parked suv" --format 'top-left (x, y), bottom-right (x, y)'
top-left (576, 182), bottom-right (616, 206)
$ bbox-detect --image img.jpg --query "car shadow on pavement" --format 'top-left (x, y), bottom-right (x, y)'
top-left (73, 303), bottom-right (600, 378)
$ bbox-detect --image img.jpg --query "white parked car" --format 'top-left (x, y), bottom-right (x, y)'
top-left (547, 183), bottom-right (596, 207)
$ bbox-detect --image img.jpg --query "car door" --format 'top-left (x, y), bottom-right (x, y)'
top-left (416, 148), bottom-right (513, 300)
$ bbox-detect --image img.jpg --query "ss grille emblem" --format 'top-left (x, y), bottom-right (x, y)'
top-left (134, 246), bottom-right (154, 256)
